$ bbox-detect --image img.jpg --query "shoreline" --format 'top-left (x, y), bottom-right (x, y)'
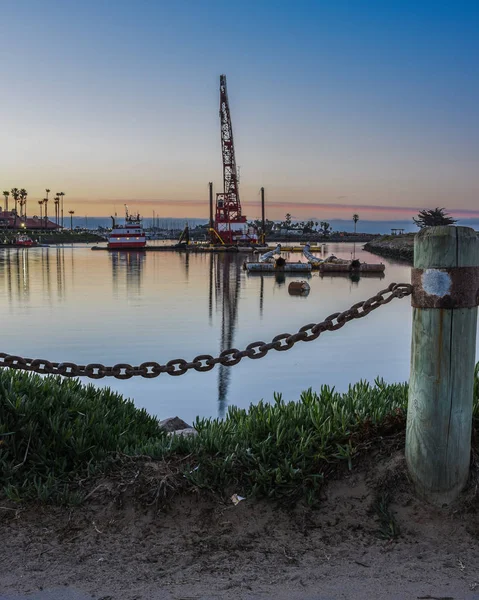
top-left (0, 231), bottom-right (106, 246)
top-left (2, 370), bottom-right (479, 598)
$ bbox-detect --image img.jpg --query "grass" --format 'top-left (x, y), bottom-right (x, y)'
top-left (1, 367), bottom-right (479, 505)
top-left (0, 372), bottom-right (164, 502)
top-left (373, 491), bottom-right (400, 540)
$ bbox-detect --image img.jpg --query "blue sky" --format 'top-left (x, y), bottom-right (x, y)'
top-left (1, 0), bottom-right (478, 220)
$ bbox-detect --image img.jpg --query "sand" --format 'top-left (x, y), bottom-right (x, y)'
top-left (1, 453), bottom-right (479, 600)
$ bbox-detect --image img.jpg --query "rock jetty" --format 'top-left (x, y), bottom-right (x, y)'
top-left (364, 234), bottom-right (414, 263)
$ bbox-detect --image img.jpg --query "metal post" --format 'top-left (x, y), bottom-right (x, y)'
top-left (209, 182), bottom-right (213, 229)
top-left (209, 182), bottom-right (214, 243)
top-left (261, 187), bottom-right (265, 245)
top-left (406, 226), bottom-right (479, 505)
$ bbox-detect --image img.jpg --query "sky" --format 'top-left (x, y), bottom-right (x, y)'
top-left (1, 0), bottom-right (478, 222)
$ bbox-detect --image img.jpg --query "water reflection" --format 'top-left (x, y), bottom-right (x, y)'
top-left (56, 247), bottom-right (65, 301)
top-left (213, 253), bottom-right (242, 417)
top-left (0, 247), bottom-right (68, 306)
top-left (183, 252), bottom-right (190, 280)
top-left (109, 251), bottom-right (145, 297)
top-left (208, 253), bottom-right (214, 324)
top-left (0, 244), bottom-right (415, 421)
top-left (259, 274), bottom-right (264, 317)
top-left (318, 271), bottom-right (385, 282)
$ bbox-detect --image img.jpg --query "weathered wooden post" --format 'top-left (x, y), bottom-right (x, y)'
top-left (406, 226), bottom-right (479, 505)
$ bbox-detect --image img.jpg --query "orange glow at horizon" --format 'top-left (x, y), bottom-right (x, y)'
top-left (40, 196), bottom-right (479, 222)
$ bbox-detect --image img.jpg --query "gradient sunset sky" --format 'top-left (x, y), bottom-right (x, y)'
top-left (2, 0), bottom-right (478, 221)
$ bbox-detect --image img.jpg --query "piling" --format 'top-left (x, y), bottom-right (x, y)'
top-left (209, 182), bottom-right (214, 227)
top-left (261, 187), bottom-right (265, 244)
top-left (406, 226), bottom-right (479, 505)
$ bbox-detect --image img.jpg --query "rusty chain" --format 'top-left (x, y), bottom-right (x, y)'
top-left (0, 282), bottom-right (412, 380)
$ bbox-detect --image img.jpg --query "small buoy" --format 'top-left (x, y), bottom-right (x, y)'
top-left (288, 281), bottom-right (311, 295)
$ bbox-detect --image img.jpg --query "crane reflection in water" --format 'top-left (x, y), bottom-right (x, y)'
top-left (206, 252), bottom-right (302, 416)
top-left (211, 252), bottom-right (242, 417)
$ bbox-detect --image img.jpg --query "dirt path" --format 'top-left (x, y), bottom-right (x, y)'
top-left (2, 455), bottom-right (479, 600)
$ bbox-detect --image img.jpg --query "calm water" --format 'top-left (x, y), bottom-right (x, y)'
top-left (0, 242), bottom-right (425, 422)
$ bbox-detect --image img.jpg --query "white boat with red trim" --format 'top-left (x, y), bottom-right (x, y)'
top-left (14, 234), bottom-right (37, 247)
top-left (107, 206), bottom-right (146, 249)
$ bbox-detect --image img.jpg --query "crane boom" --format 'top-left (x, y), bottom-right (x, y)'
top-left (218, 74), bottom-right (241, 220)
top-left (214, 75), bottom-right (253, 245)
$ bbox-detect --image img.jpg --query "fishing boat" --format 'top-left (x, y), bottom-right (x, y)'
top-left (107, 206), bottom-right (146, 250)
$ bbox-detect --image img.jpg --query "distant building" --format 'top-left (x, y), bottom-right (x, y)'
top-left (0, 210), bottom-right (60, 230)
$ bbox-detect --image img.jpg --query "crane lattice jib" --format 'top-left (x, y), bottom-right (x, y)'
top-left (216, 75), bottom-right (244, 225)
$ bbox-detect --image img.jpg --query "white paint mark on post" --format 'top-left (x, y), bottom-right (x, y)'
top-left (422, 269), bottom-right (452, 297)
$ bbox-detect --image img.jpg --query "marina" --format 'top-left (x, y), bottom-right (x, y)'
top-left (2, 1), bottom-right (478, 596)
top-left (0, 241), bottom-right (415, 423)
top-left (90, 243), bottom-right (266, 252)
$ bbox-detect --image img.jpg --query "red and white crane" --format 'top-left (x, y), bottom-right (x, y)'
top-left (213, 75), bottom-right (257, 245)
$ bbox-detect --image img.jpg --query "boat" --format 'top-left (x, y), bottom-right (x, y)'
top-left (107, 206), bottom-right (146, 250)
top-left (14, 234), bottom-right (36, 247)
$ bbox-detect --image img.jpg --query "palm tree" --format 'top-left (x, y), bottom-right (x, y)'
top-left (320, 221), bottom-right (331, 236)
top-left (2, 191), bottom-right (9, 212)
top-left (58, 192), bottom-right (65, 228)
top-left (43, 197), bottom-right (49, 229)
top-left (353, 214), bottom-right (359, 234)
top-left (44, 189), bottom-right (50, 230)
top-left (38, 200), bottom-right (44, 228)
top-left (19, 189), bottom-right (27, 221)
top-left (10, 188), bottom-right (20, 227)
top-left (69, 210), bottom-right (75, 231)
top-left (54, 196), bottom-right (60, 226)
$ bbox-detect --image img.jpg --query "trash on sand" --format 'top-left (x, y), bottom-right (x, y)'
top-left (231, 494), bottom-right (246, 505)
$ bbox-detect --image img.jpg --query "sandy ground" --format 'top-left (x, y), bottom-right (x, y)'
top-left (1, 453), bottom-right (479, 600)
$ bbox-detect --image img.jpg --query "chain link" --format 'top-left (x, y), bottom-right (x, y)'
top-left (0, 283), bottom-right (412, 380)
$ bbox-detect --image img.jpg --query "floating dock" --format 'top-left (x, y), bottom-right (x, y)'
top-left (91, 244), bottom-right (269, 253)
top-left (319, 262), bottom-right (385, 273)
top-left (244, 262), bottom-right (312, 272)
top-left (319, 270), bottom-right (385, 279)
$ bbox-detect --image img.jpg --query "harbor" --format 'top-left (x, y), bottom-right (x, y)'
top-left (2, 0), bottom-right (479, 597)
top-left (0, 241), bottom-right (409, 423)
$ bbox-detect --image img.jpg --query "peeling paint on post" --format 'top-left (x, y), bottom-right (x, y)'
top-left (406, 226), bottom-right (479, 505)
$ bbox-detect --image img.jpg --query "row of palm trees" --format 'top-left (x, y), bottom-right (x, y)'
top-left (2, 188), bottom-right (68, 229)
top-left (2, 188), bottom-right (28, 226)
